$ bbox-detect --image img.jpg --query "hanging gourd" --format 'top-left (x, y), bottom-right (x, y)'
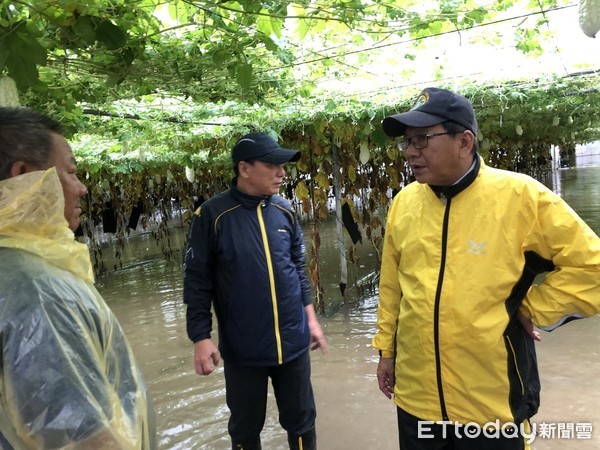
top-left (185, 167), bottom-right (195, 183)
top-left (0, 76), bottom-right (19, 106)
top-left (579, 0), bottom-right (600, 37)
top-left (359, 143), bottom-right (370, 165)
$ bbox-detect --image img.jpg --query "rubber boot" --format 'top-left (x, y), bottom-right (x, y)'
top-left (288, 427), bottom-right (316, 450)
top-left (232, 437), bottom-right (262, 450)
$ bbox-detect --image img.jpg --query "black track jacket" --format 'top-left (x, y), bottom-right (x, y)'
top-left (183, 180), bottom-right (311, 366)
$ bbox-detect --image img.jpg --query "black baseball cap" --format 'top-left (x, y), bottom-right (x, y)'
top-left (232, 132), bottom-right (301, 164)
top-left (382, 87), bottom-right (478, 137)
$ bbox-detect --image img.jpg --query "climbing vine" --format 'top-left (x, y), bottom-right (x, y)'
top-left (2, 1), bottom-right (599, 307)
top-left (68, 71), bottom-right (600, 315)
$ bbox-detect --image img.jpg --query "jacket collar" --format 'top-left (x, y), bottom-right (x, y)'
top-left (229, 177), bottom-right (272, 209)
top-left (429, 153), bottom-right (481, 200)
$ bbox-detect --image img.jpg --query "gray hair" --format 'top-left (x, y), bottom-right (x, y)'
top-left (0, 107), bottom-right (62, 180)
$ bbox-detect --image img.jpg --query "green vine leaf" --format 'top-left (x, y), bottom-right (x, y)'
top-left (72, 16), bottom-right (97, 45)
top-left (236, 63), bottom-right (253, 89)
top-left (1, 22), bottom-right (46, 89)
top-left (96, 20), bottom-right (128, 50)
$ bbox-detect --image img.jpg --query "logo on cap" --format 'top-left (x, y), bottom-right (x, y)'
top-left (411, 91), bottom-right (430, 111)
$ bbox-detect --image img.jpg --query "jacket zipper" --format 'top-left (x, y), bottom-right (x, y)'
top-left (506, 336), bottom-right (526, 395)
top-left (434, 196), bottom-right (451, 421)
top-left (256, 202), bottom-right (283, 364)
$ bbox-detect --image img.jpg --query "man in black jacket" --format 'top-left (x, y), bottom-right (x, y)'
top-left (183, 132), bottom-right (327, 450)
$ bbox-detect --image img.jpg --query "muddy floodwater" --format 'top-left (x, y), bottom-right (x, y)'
top-left (99, 146), bottom-right (600, 449)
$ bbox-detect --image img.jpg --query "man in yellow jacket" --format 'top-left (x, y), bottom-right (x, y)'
top-left (372, 87), bottom-right (600, 449)
top-left (0, 107), bottom-right (155, 449)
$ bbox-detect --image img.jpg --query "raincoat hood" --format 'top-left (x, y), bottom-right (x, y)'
top-left (0, 167), bottom-right (94, 284)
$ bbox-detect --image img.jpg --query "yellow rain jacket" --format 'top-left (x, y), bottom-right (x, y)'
top-left (0, 169), bottom-right (155, 449)
top-left (373, 158), bottom-right (600, 427)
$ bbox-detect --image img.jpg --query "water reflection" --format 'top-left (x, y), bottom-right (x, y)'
top-left (102, 258), bottom-right (396, 450)
top-left (100, 147), bottom-right (599, 449)
top-left (550, 167), bottom-right (600, 234)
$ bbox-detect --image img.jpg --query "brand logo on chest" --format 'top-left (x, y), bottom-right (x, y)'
top-left (466, 240), bottom-right (487, 255)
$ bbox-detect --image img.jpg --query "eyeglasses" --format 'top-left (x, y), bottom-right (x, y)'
top-left (397, 132), bottom-right (452, 152)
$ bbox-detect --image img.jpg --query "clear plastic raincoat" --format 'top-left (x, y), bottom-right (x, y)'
top-left (0, 169), bottom-right (155, 449)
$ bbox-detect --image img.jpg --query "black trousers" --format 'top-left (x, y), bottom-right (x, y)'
top-left (397, 407), bottom-right (526, 450)
top-left (224, 350), bottom-right (316, 448)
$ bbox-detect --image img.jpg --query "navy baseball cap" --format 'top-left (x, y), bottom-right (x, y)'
top-left (232, 132), bottom-right (301, 164)
top-left (382, 88), bottom-right (478, 137)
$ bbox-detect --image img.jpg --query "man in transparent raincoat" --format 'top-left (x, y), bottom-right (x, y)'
top-left (0, 107), bottom-right (155, 449)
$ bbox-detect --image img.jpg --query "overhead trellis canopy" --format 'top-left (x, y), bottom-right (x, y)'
top-left (2, 0), bottom-right (599, 209)
top-left (2, 1), bottom-right (599, 304)
top-left (1, 0), bottom-right (598, 127)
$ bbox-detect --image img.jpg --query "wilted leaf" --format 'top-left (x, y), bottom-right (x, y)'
top-left (347, 165), bottom-right (356, 183)
top-left (294, 180), bottom-right (309, 200)
top-left (314, 172), bottom-right (329, 189)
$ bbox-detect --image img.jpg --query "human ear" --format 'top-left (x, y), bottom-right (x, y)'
top-left (459, 131), bottom-right (475, 157)
top-left (238, 160), bottom-right (256, 178)
top-left (238, 161), bottom-right (250, 178)
top-left (9, 160), bottom-right (46, 177)
top-left (9, 161), bottom-right (30, 177)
